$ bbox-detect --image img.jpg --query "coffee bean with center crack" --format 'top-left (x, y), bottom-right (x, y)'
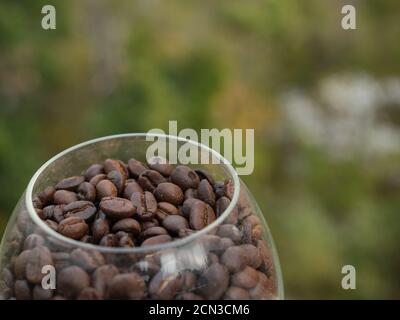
top-left (77, 182), bottom-right (96, 202)
top-left (131, 191), bottom-right (157, 221)
top-left (170, 165), bottom-right (200, 190)
top-left (149, 271), bottom-right (182, 300)
top-left (57, 266), bottom-right (90, 298)
top-left (197, 179), bottom-right (216, 207)
top-left (189, 201), bottom-right (216, 230)
top-left (99, 234), bottom-right (117, 247)
top-left (92, 218), bottom-right (110, 243)
top-left (156, 202), bottom-right (179, 221)
top-left (92, 264), bottom-right (119, 298)
top-left (138, 170), bottom-right (166, 192)
top-left (107, 170), bottom-right (126, 195)
top-left (154, 182), bottom-right (184, 206)
top-left (55, 176), bottom-right (85, 191)
top-left (128, 159), bottom-right (147, 178)
top-left (108, 273), bottom-right (146, 300)
top-left (99, 197), bottom-right (135, 220)
top-left (104, 159), bottom-right (129, 179)
top-left (53, 190), bottom-right (78, 205)
top-left (111, 218), bottom-right (141, 235)
top-left (58, 217), bottom-right (88, 240)
top-left (63, 201), bottom-right (97, 222)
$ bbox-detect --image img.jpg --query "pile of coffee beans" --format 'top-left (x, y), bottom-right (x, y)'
top-left (0, 157), bottom-right (278, 300)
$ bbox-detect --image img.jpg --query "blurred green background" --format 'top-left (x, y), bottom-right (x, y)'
top-left (1, 0), bottom-right (400, 299)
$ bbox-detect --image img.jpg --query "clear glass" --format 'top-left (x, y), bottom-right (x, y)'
top-left (0, 134), bottom-right (283, 300)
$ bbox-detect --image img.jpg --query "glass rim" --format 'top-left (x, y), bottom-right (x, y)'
top-left (25, 133), bottom-right (241, 253)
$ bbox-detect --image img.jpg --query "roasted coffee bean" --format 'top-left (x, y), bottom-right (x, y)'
top-left (249, 272), bottom-right (275, 300)
top-left (141, 235), bottom-right (171, 247)
top-left (221, 246), bottom-right (247, 273)
top-left (92, 218), bottom-right (110, 243)
top-left (111, 218), bottom-right (141, 235)
top-left (99, 197), bottom-right (135, 220)
top-left (197, 179), bottom-right (216, 207)
top-left (128, 159), bottom-right (147, 178)
top-left (26, 246), bottom-right (53, 284)
top-left (189, 201), bottom-right (216, 230)
top-left (131, 191), bottom-right (157, 221)
top-left (33, 285), bottom-right (53, 300)
top-left (96, 179), bottom-right (118, 199)
top-left (45, 219), bottom-right (59, 231)
top-left (217, 224), bottom-right (242, 243)
top-left (70, 248), bottom-right (105, 272)
top-left (141, 219), bottom-right (159, 230)
top-left (92, 265), bottom-right (120, 297)
top-left (14, 280), bottom-right (31, 300)
top-left (154, 182), bottom-right (184, 206)
top-left (181, 271), bottom-right (197, 291)
top-left (156, 202), bottom-right (179, 221)
top-left (241, 244), bottom-right (262, 269)
top-left (194, 169), bottom-right (215, 185)
top-left (238, 207), bottom-right (252, 222)
top-left (53, 190), bottom-right (78, 205)
top-left (122, 180), bottom-right (143, 199)
top-left (108, 273), bottom-right (146, 299)
top-left (197, 263), bottom-right (229, 300)
top-left (23, 234), bottom-right (45, 250)
top-left (32, 197), bottom-right (43, 210)
top-left (55, 176), bottom-right (85, 191)
top-left (89, 174), bottom-right (107, 186)
top-left (147, 156), bottom-right (173, 177)
top-left (35, 208), bottom-right (45, 220)
top-left (57, 266), bottom-right (90, 298)
top-left (140, 227), bottom-right (168, 240)
top-left (52, 205), bottom-right (65, 223)
top-left (99, 234), bottom-right (117, 247)
top-left (51, 252), bottom-right (70, 270)
top-left (37, 186), bottom-right (56, 206)
top-left (162, 215), bottom-right (189, 235)
top-left (63, 200), bottom-right (97, 221)
top-left (137, 170), bottom-right (166, 192)
top-left (77, 182), bottom-right (96, 202)
top-left (241, 215), bottom-right (262, 243)
top-left (14, 250), bottom-right (33, 279)
top-left (118, 234), bottom-right (135, 247)
top-left (149, 271), bottom-right (182, 300)
top-left (77, 287), bottom-right (101, 300)
top-left (80, 235), bottom-right (93, 243)
top-left (107, 170), bottom-right (126, 194)
top-left (231, 266), bottom-right (259, 289)
top-left (58, 217), bottom-right (89, 240)
top-left (104, 159), bottom-right (129, 179)
top-left (85, 164), bottom-right (104, 181)
top-left (41, 205), bottom-right (54, 220)
top-left (184, 188), bottom-right (198, 200)
top-left (177, 228), bottom-right (195, 238)
top-left (214, 181), bottom-right (225, 198)
top-left (224, 179), bottom-right (235, 200)
top-left (216, 196), bottom-right (230, 216)
top-left (170, 165), bottom-right (200, 190)
top-left (181, 198), bottom-right (201, 218)
top-left (224, 286), bottom-right (250, 300)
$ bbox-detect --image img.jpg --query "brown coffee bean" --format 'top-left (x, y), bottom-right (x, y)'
top-left (53, 190), bottom-right (78, 205)
top-left (197, 263), bottom-right (229, 299)
top-left (141, 219), bottom-right (159, 230)
top-left (241, 215), bottom-right (262, 243)
top-left (99, 234), bottom-right (117, 247)
top-left (111, 218), bottom-right (141, 235)
top-left (128, 158), bottom-right (147, 178)
top-left (107, 170), bottom-right (126, 194)
top-left (77, 287), bottom-right (101, 300)
top-left (131, 191), bottom-right (157, 221)
top-left (51, 252), bottom-right (71, 270)
top-left (123, 180), bottom-right (143, 199)
top-left (137, 170), bottom-right (166, 192)
top-left (57, 266), bottom-right (90, 298)
top-left (104, 159), bottom-right (129, 179)
top-left (224, 286), bottom-right (250, 300)
top-left (55, 176), bottom-right (85, 191)
top-left (89, 174), bottom-right (107, 186)
top-left (92, 218), bottom-right (110, 243)
top-left (147, 156), bottom-right (173, 177)
top-left (96, 180), bottom-right (118, 199)
top-left (149, 271), bottom-right (182, 300)
top-left (70, 248), bottom-right (105, 272)
top-left (108, 273), bottom-right (146, 299)
top-left (26, 246), bottom-right (53, 284)
top-left (85, 164), bottom-right (104, 181)
top-left (63, 200), bottom-right (97, 221)
top-left (154, 182), bottom-right (184, 206)
top-left (162, 215), bottom-right (189, 235)
top-left (178, 228), bottom-right (196, 238)
top-left (32, 196), bottom-right (43, 210)
top-left (41, 205), bottom-right (55, 220)
top-left (217, 224), bottom-right (242, 243)
top-left (14, 250), bottom-right (33, 279)
top-left (216, 196), bottom-right (230, 216)
top-left (23, 234), bottom-right (45, 250)
top-left (249, 272), bottom-right (276, 300)
top-left (37, 186), bottom-right (56, 206)
top-left (197, 179), bottom-right (216, 207)
top-left (184, 188), bottom-right (198, 200)
top-left (45, 219), bottom-right (59, 231)
top-left (214, 181), bottom-right (225, 198)
top-left (189, 201), bottom-right (216, 230)
top-left (80, 235), bottom-right (93, 243)
top-left (231, 266), bottom-right (259, 289)
top-left (141, 235), bottom-right (171, 247)
top-left (221, 246), bottom-right (247, 273)
top-left (140, 227), bottom-right (168, 239)
top-left (170, 165), bottom-right (200, 190)
top-left (92, 264), bottom-right (120, 297)
top-left (118, 234), bottom-right (135, 247)
top-left (52, 205), bottom-right (65, 223)
top-left (181, 270), bottom-right (197, 291)
top-left (33, 285), bottom-right (53, 300)
top-left (181, 198), bottom-right (201, 218)
top-left (77, 182), bottom-right (96, 202)
top-left (58, 217), bottom-right (89, 240)
top-left (156, 202), bottom-right (179, 221)
top-left (99, 197), bottom-right (135, 220)
top-left (14, 280), bottom-right (31, 300)
top-left (224, 179), bottom-right (235, 200)
top-left (194, 169), bottom-right (215, 185)
top-left (240, 244), bottom-right (262, 269)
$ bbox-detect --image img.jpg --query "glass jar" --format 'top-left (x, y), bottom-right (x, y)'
top-left (0, 134), bottom-right (283, 300)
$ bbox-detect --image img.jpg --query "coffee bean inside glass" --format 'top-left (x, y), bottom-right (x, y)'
top-left (0, 134), bottom-right (284, 300)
